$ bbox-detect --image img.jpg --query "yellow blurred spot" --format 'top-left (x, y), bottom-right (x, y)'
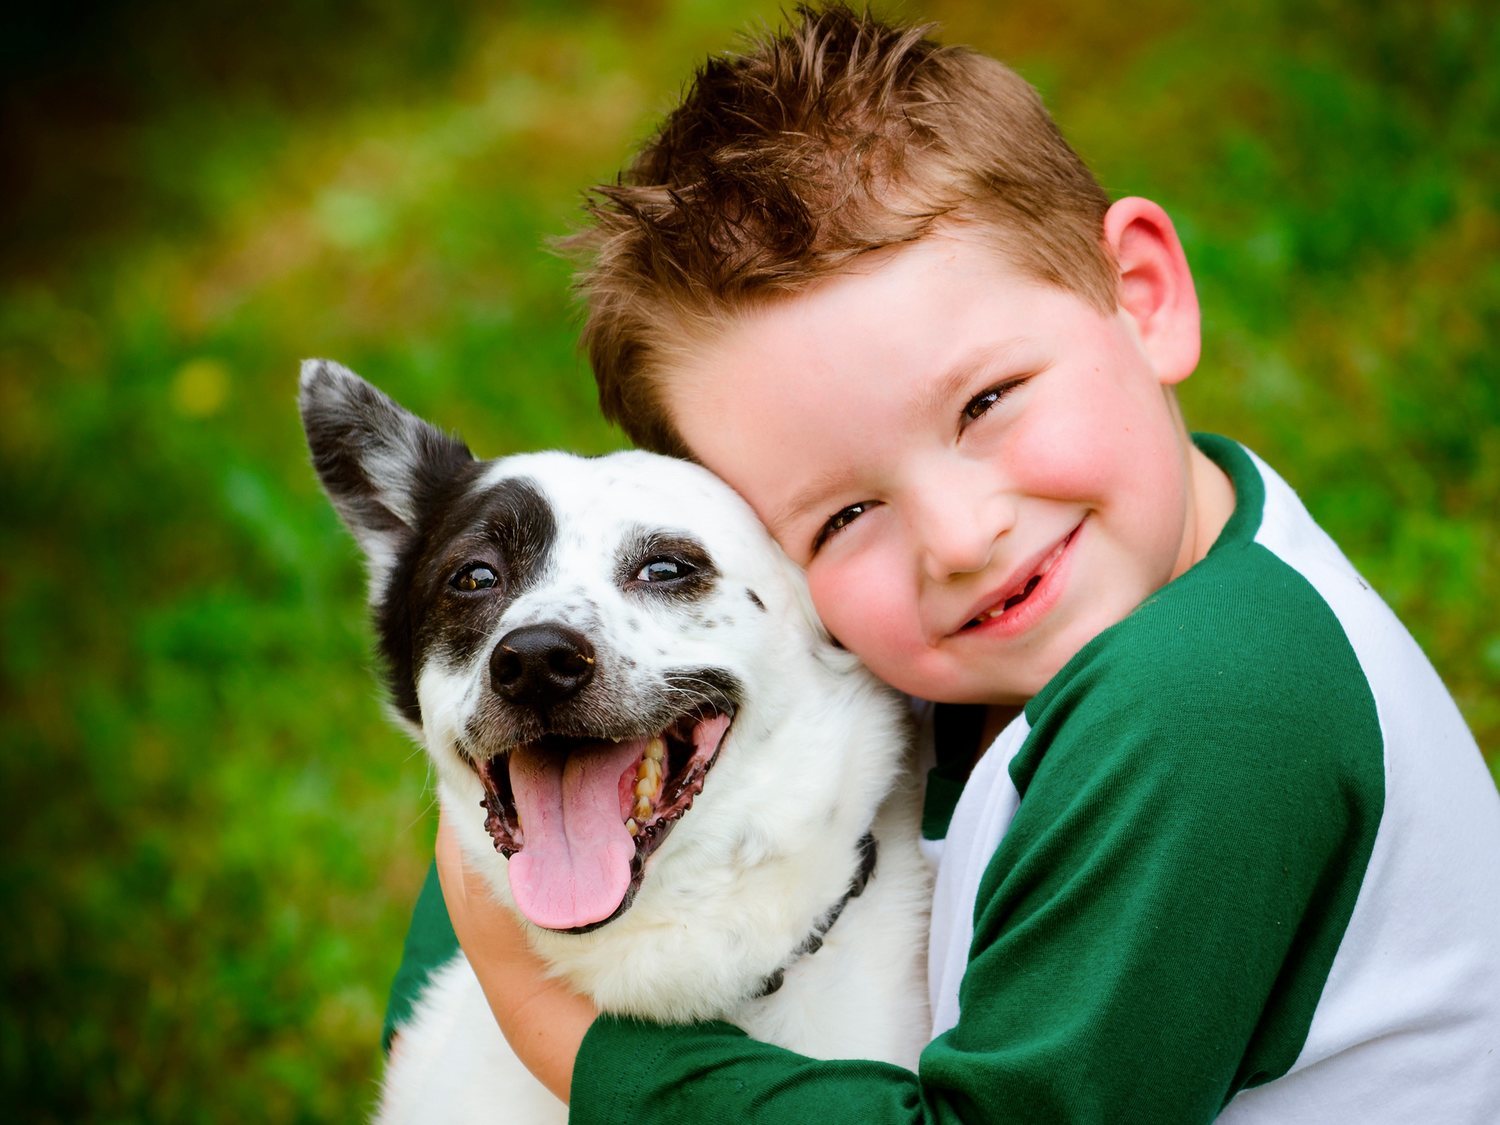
top-left (171, 358), bottom-right (231, 417)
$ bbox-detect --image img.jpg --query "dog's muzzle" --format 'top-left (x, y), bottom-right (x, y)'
top-left (472, 625), bottom-right (738, 935)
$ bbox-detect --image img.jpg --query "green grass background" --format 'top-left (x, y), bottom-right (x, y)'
top-left (2, 0), bottom-right (1496, 1118)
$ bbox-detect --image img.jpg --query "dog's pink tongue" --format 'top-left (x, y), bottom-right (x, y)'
top-left (507, 738), bottom-right (644, 931)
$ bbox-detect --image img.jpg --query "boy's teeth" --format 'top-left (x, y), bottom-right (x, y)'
top-left (975, 536), bottom-right (1069, 622)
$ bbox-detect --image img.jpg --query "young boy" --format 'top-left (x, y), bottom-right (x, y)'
top-left (402, 5), bottom-right (1500, 1120)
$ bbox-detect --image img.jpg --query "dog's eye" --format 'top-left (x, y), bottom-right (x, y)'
top-left (451, 563), bottom-right (499, 592)
top-left (635, 557), bottom-right (692, 583)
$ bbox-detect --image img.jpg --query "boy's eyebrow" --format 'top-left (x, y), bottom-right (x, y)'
top-left (769, 466), bottom-right (858, 539)
top-left (915, 340), bottom-right (1031, 416)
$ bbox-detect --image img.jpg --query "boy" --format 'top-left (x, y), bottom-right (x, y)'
top-left (405, 5), bottom-right (1500, 1121)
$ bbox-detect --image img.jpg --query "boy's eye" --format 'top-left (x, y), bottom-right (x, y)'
top-left (962, 378), bottom-right (1027, 424)
top-left (812, 502), bottom-right (876, 554)
top-left (451, 562), bottom-right (500, 592)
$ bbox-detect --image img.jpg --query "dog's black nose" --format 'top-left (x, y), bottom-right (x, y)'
top-left (491, 624), bottom-right (596, 708)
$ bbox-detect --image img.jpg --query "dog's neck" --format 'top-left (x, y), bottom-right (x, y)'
top-left (752, 831), bottom-right (879, 999)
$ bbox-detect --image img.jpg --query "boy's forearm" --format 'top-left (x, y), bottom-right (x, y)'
top-left (434, 814), bottom-right (597, 1104)
top-left (480, 964), bottom-right (593, 1104)
top-left (435, 816), bottom-right (931, 1120)
top-left (574, 1017), bottom-right (934, 1125)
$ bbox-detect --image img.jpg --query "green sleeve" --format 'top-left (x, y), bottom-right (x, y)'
top-left (382, 859), bottom-right (460, 1053)
top-left (571, 550), bottom-right (1383, 1123)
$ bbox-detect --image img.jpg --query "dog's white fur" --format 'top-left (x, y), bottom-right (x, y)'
top-left (299, 361), bottom-right (930, 1124)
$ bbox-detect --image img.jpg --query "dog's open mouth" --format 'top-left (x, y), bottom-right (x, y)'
top-left (476, 709), bottom-right (732, 933)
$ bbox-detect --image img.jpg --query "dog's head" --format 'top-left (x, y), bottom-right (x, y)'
top-left (300, 360), bottom-right (847, 935)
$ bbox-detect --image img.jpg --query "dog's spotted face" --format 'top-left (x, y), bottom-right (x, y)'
top-left (300, 361), bottom-right (820, 934)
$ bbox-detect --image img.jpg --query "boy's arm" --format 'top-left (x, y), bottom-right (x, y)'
top-left (439, 661), bottom-right (1381, 1124)
top-left (434, 814), bottom-right (595, 1103)
top-left (434, 816), bottom-right (923, 1112)
top-left (433, 820), bottom-right (927, 1113)
top-left (438, 708), bottom-right (1374, 1122)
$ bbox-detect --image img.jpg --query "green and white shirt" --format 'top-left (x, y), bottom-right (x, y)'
top-left (570, 436), bottom-right (1500, 1123)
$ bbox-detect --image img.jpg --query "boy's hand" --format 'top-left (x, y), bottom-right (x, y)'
top-left (434, 811), bottom-right (598, 1104)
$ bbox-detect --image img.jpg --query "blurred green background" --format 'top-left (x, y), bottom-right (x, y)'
top-left (2, 0), bottom-right (1496, 1118)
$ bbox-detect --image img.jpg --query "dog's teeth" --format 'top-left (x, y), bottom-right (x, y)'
top-left (625, 818), bottom-right (639, 837)
top-left (645, 736), bottom-right (666, 763)
top-left (635, 752), bottom-right (665, 801)
top-left (633, 797), bottom-right (653, 821)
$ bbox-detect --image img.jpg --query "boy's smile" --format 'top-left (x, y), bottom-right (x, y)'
top-left (957, 519), bottom-right (1081, 639)
top-left (665, 210), bottom-right (1232, 706)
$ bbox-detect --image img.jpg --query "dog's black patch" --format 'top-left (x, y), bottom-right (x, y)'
top-left (368, 463), bottom-right (480, 723)
top-left (405, 476), bottom-right (560, 675)
top-left (746, 589), bottom-right (765, 612)
top-left (368, 476), bottom-right (558, 724)
top-left (617, 529), bottom-right (718, 604)
top-left (376, 565), bottom-right (431, 727)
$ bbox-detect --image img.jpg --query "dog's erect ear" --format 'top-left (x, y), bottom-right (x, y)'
top-left (299, 359), bottom-right (474, 575)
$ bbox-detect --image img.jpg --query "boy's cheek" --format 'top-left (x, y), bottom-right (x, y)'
top-left (809, 567), bottom-right (912, 660)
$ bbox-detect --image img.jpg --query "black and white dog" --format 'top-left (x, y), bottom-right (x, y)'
top-left (299, 360), bottom-right (930, 1123)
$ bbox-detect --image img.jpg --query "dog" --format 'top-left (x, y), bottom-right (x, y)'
top-left (298, 360), bottom-right (931, 1123)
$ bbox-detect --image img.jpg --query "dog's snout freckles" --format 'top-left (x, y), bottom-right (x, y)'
top-left (490, 623), bottom-right (597, 709)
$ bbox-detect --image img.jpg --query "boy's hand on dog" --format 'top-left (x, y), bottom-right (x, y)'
top-left (436, 812), bottom-right (598, 1104)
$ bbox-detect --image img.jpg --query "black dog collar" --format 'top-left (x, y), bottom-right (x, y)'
top-left (753, 832), bottom-right (879, 998)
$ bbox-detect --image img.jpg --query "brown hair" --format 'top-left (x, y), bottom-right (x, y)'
top-left (569, 3), bottom-right (1115, 456)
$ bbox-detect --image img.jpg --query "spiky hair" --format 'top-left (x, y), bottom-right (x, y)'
top-left (568, 3), bottom-right (1114, 455)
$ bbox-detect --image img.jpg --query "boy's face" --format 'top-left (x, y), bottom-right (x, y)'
top-left (663, 224), bottom-right (1220, 705)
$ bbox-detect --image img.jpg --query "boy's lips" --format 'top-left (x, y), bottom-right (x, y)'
top-left (954, 521), bottom-right (1083, 635)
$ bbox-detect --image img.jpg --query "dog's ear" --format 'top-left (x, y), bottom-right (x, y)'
top-left (298, 359), bottom-right (473, 576)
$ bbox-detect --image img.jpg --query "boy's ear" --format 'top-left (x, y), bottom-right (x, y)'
top-left (298, 358), bottom-right (474, 581)
top-left (1102, 197), bottom-right (1201, 385)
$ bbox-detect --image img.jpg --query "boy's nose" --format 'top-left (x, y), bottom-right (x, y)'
top-left (917, 487), bottom-right (1012, 583)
